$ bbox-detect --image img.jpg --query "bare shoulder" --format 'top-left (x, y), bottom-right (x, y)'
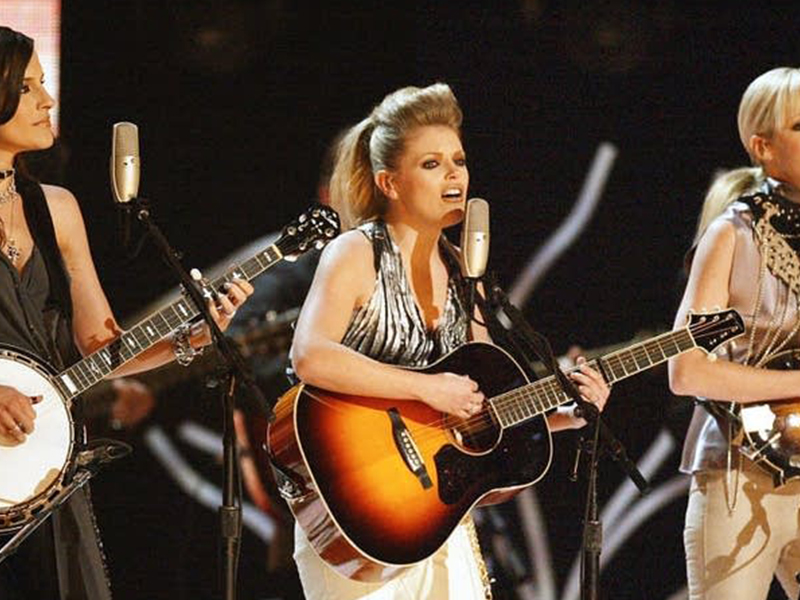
top-left (40, 184), bottom-right (83, 226)
top-left (317, 229), bottom-right (374, 275)
top-left (312, 228), bottom-right (376, 301)
top-left (39, 184), bottom-right (89, 257)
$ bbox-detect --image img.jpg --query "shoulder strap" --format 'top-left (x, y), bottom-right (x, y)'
top-left (355, 220), bottom-right (384, 273)
top-left (17, 176), bottom-right (73, 320)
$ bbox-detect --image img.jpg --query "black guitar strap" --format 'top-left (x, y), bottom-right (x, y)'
top-left (17, 175), bottom-right (83, 430)
top-left (17, 175), bottom-right (73, 324)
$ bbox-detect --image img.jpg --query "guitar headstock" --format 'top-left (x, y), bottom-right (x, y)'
top-left (276, 204), bottom-right (340, 258)
top-left (687, 308), bottom-right (745, 354)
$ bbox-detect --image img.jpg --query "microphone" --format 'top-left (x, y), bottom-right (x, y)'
top-left (110, 122), bottom-right (141, 249)
top-left (459, 198), bottom-right (490, 323)
top-left (460, 197), bottom-right (490, 279)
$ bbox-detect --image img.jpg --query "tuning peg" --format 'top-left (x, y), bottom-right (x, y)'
top-left (706, 352), bottom-right (718, 362)
top-left (713, 305), bottom-right (721, 312)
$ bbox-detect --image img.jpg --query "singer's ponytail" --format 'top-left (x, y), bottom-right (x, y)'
top-left (685, 167), bottom-right (762, 272)
top-left (328, 117), bottom-right (381, 230)
top-left (329, 83), bottom-right (463, 230)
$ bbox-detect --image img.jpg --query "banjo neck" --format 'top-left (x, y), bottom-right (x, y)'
top-left (53, 203), bottom-right (339, 403)
top-left (55, 244), bottom-right (284, 402)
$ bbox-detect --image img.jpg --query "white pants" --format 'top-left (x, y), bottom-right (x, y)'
top-left (685, 466), bottom-right (800, 600)
top-left (294, 520), bottom-right (487, 600)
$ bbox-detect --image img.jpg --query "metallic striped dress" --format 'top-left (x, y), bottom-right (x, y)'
top-left (341, 219), bottom-right (470, 365)
top-left (294, 219), bottom-right (492, 600)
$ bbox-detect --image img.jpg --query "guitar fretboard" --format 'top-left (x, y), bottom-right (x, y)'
top-left (55, 245), bottom-right (283, 400)
top-left (489, 328), bottom-right (696, 428)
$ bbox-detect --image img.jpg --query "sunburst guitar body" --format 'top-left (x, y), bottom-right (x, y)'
top-left (266, 309), bottom-right (744, 582)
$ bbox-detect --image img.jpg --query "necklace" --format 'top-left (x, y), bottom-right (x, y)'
top-left (0, 176), bottom-right (21, 265)
top-left (0, 176), bottom-right (19, 205)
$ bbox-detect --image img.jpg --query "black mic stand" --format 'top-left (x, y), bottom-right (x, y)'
top-left (123, 197), bottom-right (269, 600)
top-left (477, 274), bottom-right (649, 600)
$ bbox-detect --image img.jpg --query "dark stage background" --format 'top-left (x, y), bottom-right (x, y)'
top-left (14, 2), bottom-right (800, 599)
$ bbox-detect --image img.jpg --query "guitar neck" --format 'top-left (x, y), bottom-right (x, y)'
top-left (80, 306), bottom-right (298, 421)
top-left (490, 326), bottom-right (696, 428)
top-left (55, 243), bottom-right (284, 400)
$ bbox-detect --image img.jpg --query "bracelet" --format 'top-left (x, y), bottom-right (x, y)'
top-left (564, 404), bottom-right (584, 422)
top-left (172, 325), bottom-right (203, 367)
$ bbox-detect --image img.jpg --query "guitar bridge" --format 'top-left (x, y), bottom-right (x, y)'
top-left (388, 408), bottom-right (432, 490)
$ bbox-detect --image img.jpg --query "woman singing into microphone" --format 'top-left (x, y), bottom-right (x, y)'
top-left (289, 82), bottom-right (610, 600)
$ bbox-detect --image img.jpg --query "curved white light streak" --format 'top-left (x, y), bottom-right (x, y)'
top-left (509, 142), bottom-right (618, 308)
top-left (516, 487), bottom-right (557, 600)
top-left (143, 425), bottom-right (276, 542)
top-left (560, 429), bottom-right (690, 600)
top-left (600, 429), bottom-right (676, 531)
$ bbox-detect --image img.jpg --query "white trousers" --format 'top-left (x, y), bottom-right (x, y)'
top-left (294, 520), bottom-right (487, 600)
top-left (685, 466), bottom-right (800, 600)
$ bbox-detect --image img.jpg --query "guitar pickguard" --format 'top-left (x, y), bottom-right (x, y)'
top-left (435, 417), bottom-right (551, 505)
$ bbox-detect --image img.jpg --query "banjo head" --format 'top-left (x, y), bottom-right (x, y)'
top-left (0, 350), bottom-right (75, 532)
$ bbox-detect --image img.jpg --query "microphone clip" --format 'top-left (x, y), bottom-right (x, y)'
top-left (116, 196), bottom-right (151, 260)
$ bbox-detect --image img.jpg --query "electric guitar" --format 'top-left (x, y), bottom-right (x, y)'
top-left (266, 308), bottom-right (744, 582)
top-left (0, 204), bottom-right (339, 533)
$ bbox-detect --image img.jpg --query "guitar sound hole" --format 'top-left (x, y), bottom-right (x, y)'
top-left (451, 409), bottom-right (500, 453)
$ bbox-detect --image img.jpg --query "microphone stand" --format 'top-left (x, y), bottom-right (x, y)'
top-left (476, 273), bottom-right (649, 600)
top-left (123, 197), bottom-right (268, 600)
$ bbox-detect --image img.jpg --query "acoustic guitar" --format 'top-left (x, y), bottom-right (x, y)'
top-left (266, 308), bottom-right (744, 582)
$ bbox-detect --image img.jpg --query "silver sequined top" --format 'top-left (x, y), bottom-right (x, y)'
top-left (341, 220), bottom-right (471, 367)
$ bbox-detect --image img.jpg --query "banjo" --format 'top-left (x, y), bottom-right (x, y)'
top-left (0, 204), bottom-right (339, 533)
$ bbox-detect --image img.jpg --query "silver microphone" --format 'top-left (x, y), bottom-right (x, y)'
top-left (460, 197), bottom-right (490, 279)
top-left (110, 122), bottom-right (140, 204)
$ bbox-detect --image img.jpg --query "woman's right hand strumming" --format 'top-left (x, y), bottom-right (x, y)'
top-left (0, 384), bottom-right (40, 443)
top-left (421, 372), bottom-right (485, 420)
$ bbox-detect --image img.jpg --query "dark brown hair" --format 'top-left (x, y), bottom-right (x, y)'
top-left (0, 26), bottom-right (34, 126)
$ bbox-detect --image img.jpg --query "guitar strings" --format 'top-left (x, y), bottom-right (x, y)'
top-left (403, 317), bottom-right (735, 444)
top-left (301, 317), bottom-right (736, 449)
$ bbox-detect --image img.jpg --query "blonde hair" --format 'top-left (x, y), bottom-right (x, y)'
top-left (691, 167), bottom-right (761, 249)
top-left (328, 83), bottom-right (463, 229)
top-left (689, 67), bottom-right (800, 250)
top-left (738, 67), bottom-right (800, 163)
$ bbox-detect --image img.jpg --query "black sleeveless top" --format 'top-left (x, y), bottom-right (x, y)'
top-left (0, 176), bottom-right (77, 369)
top-left (0, 178), bottom-right (111, 600)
